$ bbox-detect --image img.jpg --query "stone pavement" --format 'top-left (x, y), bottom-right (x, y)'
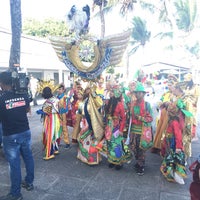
top-left (0, 105), bottom-right (199, 200)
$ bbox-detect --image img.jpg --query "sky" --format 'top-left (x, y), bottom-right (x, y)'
top-left (0, 0), bottom-right (130, 36)
top-left (0, 0), bottom-right (93, 29)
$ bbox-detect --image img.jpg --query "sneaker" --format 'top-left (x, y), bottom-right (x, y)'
top-left (134, 163), bottom-right (140, 170)
top-left (54, 150), bottom-right (59, 155)
top-left (108, 163), bottom-right (115, 168)
top-left (115, 165), bottom-right (123, 170)
top-left (72, 139), bottom-right (78, 144)
top-left (65, 144), bottom-right (71, 149)
top-left (21, 180), bottom-right (34, 191)
top-left (136, 166), bottom-right (144, 176)
top-left (0, 193), bottom-right (23, 200)
top-left (43, 154), bottom-right (55, 160)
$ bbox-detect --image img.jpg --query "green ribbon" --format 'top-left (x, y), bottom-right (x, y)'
top-left (176, 99), bottom-right (193, 117)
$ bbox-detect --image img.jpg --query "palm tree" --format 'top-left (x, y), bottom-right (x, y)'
top-left (9, 0), bottom-right (22, 69)
top-left (126, 16), bottom-right (151, 78)
top-left (93, 0), bottom-right (136, 38)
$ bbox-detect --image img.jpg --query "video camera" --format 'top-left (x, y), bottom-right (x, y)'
top-left (8, 65), bottom-right (32, 101)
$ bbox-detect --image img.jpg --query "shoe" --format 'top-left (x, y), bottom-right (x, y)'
top-left (108, 163), bottom-right (115, 168)
top-left (136, 166), bottom-right (144, 176)
top-left (72, 139), bottom-right (78, 144)
top-left (65, 144), bottom-right (71, 149)
top-left (134, 163), bottom-right (140, 170)
top-left (0, 193), bottom-right (23, 200)
top-left (43, 155), bottom-right (55, 160)
top-left (54, 150), bottom-right (59, 155)
top-left (115, 165), bottom-right (123, 170)
top-left (151, 147), bottom-right (160, 155)
top-left (21, 181), bottom-right (34, 191)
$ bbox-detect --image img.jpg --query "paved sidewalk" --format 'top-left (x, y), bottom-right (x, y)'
top-left (0, 105), bottom-right (199, 200)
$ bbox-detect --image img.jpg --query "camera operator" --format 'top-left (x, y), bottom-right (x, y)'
top-left (0, 71), bottom-right (34, 200)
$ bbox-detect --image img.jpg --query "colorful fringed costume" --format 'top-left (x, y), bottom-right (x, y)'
top-left (160, 102), bottom-right (192, 184)
top-left (57, 92), bottom-right (70, 145)
top-left (42, 96), bottom-right (62, 160)
top-left (105, 101), bottom-right (132, 166)
top-left (76, 91), bottom-right (104, 165)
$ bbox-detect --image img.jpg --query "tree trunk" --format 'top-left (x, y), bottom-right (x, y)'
top-left (9, 0), bottom-right (22, 69)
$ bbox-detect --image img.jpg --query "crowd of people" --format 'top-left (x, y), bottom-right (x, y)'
top-left (37, 74), bottom-right (199, 182)
top-left (1, 71), bottom-right (200, 200)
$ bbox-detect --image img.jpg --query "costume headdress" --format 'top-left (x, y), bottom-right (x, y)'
top-left (37, 79), bottom-right (59, 94)
top-left (134, 82), bottom-right (146, 93)
top-left (167, 99), bottom-right (193, 118)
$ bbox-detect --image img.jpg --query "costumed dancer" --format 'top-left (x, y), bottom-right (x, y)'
top-left (125, 80), bottom-right (137, 144)
top-left (160, 102), bottom-right (192, 184)
top-left (130, 82), bottom-right (153, 176)
top-left (189, 154), bottom-right (200, 200)
top-left (57, 83), bottom-right (70, 149)
top-left (173, 82), bottom-right (194, 160)
top-left (151, 74), bottom-right (177, 154)
top-left (39, 87), bottom-right (62, 160)
top-left (96, 77), bottom-right (105, 96)
top-left (71, 89), bottom-right (84, 144)
top-left (75, 82), bottom-right (104, 165)
top-left (104, 84), bottom-right (132, 170)
top-left (183, 73), bottom-right (200, 141)
top-left (66, 81), bottom-right (82, 127)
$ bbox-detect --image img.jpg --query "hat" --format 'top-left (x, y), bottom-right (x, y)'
top-left (111, 84), bottom-right (122, 98)
top-left (134, 82), bottom-right (146, 93)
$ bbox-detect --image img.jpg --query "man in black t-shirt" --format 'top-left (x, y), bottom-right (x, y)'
top-left (0, 71), bottom-right (34, 200)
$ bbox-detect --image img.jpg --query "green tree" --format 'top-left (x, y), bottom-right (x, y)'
top-left (22, 18), bottom-right (69, 37)
top-left (93, 0), bottom-right (136, 38)
top-left (9, 0), bottom-right (22, 69)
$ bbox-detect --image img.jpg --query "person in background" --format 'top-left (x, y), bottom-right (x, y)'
top-left (189, 154), bottom-right (200, 200)
top-left (40, 87), bottom-right (62, 160)
top-left (130, 82), bottom-right (153, 176)
top-left (0, 71), bottom-right (34, 200)
top-left (57, 83), bottom-right (70, 149)
top-left (183, 73), bottom-right (200, 141)
top-left (29, 74), bottom-right (38, 106)
top-left (66, 81), bottom-right (83, 127)
top-left (151, 74), bottom-right (177, 154)
top-left (96, 77), bottom-right (104, 96)
top-left (71, 89), bottom-right (84, 144)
